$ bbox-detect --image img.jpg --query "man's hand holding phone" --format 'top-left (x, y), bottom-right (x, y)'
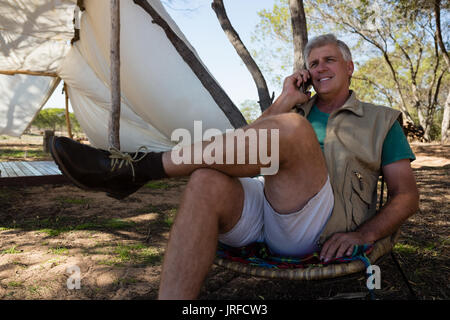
top-left (262, 70), bottom-right (312, 117)
top-left (279, 70), bottom-right (312, 108)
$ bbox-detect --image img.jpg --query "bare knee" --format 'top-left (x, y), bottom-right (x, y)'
top-left (266, 113), bottom-right (320, 163)
top-left (187, 168), bottom-right (232, 194)
top-left (185, 169), bottom-right (244, 232)
top-left (274, 113), bottom-right (315, 142)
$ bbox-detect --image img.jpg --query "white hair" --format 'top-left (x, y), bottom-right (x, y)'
top-left (304, 34), bottom-right (352, 68)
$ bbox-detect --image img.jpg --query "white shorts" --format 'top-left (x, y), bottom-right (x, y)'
top-left (218, 176), bottom-right (334, 257)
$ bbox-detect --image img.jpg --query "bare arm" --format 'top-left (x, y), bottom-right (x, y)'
top-left (357, 159), bottom-right (419, 242)
top-left (320, 159), bottom-right (419, 262)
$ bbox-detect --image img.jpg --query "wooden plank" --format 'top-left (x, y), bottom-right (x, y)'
top-left (0, 161), bottom-right (69, 187)
top-left (1, 162), bottom-right (12, 177)
top-left (16, 162), bottom-right (34, 176)
top-left (0, 175), bottom-right (69, 187)
top-left (1, 162), bottom-right (17, 177)
top-left (9, 162), bottom-right (26, 177)
top-left (44, 162), bottom-right (61, 175)
top-left (0, 161), bottom-right (61, 177)
top-left (43, 161), bottom-right (61, 175)
top-left (1, 162), bottom-right (10, 177)
top-left (0, 162), bottom-right (9, 177)
top-left (21, 161), bottom-right (44, 176)
top-left (32, 162), bottom-right (54, 175)
top-left (8, 162), bottom-right (23, 176)
top-left (40, 161), bottom-right (60, 175)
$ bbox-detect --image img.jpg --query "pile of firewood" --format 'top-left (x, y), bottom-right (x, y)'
top-left (402, 120), bottom-right (426, 142)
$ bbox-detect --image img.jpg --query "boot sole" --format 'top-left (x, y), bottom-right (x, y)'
top-left (49, 137), bottom-right (131, 200)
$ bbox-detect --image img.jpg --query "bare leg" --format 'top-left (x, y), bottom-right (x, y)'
top-left (158, 169), bottom-right (244, 299)
top-left (158, 113), bottom-right (328, 299)
top-left (163, 113), bottom-right (327, 212)
top-left (162, 113), bottom-right (290, 178)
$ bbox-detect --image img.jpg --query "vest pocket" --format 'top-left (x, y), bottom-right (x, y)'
top-left (349, 165), bottom-right (373, 229)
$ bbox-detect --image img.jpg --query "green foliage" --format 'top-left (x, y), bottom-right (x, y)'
top-left (99, 243), bottom-right (162, 267)
top-left (250, 0), bottom-right (293, 90)
top-left (31, 108), bottom-right (82, 133)
top-left (0, 149), bottom-right (47, 160)
top-left (7, 281), bottom-right (23, 288)
top-left (249, 0), bottom-right (448, 140)
top-left (48, 246), bottom-right (69, 255)
top-left (144, 181), bottom-right (171, 189)
top-left (351, 56), bottom-right (395, 107)
top-left (1, 246), bottom-right (22, 255)
top-left (239, 99), bottom-right (261, 123)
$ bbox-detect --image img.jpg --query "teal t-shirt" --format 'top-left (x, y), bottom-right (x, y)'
top-left (306, 105), bottom-right (416, 167)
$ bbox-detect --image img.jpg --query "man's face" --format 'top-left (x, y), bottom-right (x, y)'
top-left (307, 44), bottom-right (354, 98)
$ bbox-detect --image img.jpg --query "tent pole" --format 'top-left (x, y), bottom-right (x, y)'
top-left (0, 70), bottom-right (57, 77)
top-left (63, 83), bottom-right (73, 139)
top-left (109, 0), bottom-right (121, 150)
top-left (133, 0), bottom-right (247, 128)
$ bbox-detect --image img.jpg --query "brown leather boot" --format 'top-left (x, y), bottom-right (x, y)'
top-left (49, 136), bottom-right (167, 199)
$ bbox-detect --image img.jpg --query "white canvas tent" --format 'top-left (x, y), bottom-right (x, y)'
top-left (0, 0), bottom-right (245, 152)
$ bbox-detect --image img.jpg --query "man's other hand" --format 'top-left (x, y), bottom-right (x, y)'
top-left (319, 231), bottom-right (371, 262)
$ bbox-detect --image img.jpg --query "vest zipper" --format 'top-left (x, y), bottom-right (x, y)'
top-left (354, 171), bottom-right (363, 190)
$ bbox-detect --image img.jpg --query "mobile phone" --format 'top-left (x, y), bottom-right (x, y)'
top-left (300, 77), bottom-right (312, 94)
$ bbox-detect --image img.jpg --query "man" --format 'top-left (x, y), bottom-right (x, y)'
top-left (50, 34), bottom-right (419, 299)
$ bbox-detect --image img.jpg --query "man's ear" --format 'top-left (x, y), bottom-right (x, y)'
top-left (347, 60), bottom-right (354, 77)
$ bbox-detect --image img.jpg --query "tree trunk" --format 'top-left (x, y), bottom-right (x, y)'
top-left (434, 0), bottom-right (450, 70)
top-left (109, 0), bottom-right (121, 150)
top-left (289, 0), bottom-right (308, 71)
top-left (441, 91), bottom-right (450, 143)
top-left (133, 0), bottom-right (247, 128)
top-left (434, 0), bottom-right (450, 143)
top-left (211, 0), bottom-right (272, 112)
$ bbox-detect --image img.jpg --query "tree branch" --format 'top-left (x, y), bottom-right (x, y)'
top-left (427, 34), bottom-right (442, 108)
top-left (211, 0), bottom-right (272, 112)
top-left (434, 0), bottom-right (450, 70)
top-left (133, 0), bottom-right (247, 128)
top-left (352, 75), bottom-right (395, 108)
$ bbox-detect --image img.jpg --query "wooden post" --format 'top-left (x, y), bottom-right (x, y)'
top-left (63, 83), bottom-right (73, 139)
top-left (109, 0), bottom-right (121, 149)
top-left (43, 130), bottom-right (54, 153)
top-left (0, 70), bottom-right (58, 77)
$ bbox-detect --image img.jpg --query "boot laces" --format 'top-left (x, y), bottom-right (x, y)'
top-left (108, 146), bottom-right (149, 181)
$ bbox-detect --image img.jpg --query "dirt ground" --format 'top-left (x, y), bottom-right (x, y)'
top-left (0, 136), bottom-right (448, 300)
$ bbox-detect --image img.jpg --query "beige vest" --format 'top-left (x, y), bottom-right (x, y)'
top-left (297, 91), bottom-right (401, 245)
